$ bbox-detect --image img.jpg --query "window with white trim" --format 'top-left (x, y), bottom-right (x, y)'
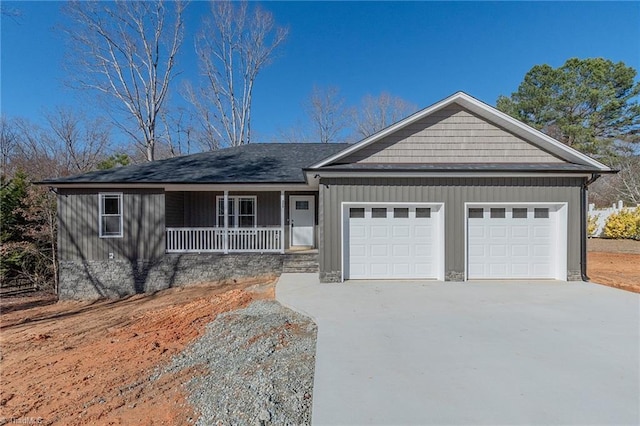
top-left (99, 193), bottom-right (123, 238)
top-left (216, 196), bottom-right (256, 228)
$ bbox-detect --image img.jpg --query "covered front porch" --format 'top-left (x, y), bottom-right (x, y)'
top-left (164, 189), bottom-right (318, 254)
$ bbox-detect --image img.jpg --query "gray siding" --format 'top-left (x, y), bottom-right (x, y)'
top-left (166, 191), bottom-right (285, 227)
top-left (165, 191), bottom-right (185, 227)
top-left (58, 189), bottom-right (165, 262)
top-left (340, 105), bottom-right (564, 164)
top-left (319, 177), bottom-right (584, 280)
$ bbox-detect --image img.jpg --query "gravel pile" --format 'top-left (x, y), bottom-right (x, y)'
top-left (161, 300), bottom-right (317, 425)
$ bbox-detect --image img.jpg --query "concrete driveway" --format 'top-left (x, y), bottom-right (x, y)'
top-left (276, 275), bottom-right (640, 425)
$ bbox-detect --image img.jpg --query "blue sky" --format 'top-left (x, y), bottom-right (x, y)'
top-left (2, 1), bottom-right (639, 145)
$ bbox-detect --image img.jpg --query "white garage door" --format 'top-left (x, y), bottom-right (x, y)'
top-left (345, 205), bottom-right (442, 280)
top-left (467, 205), bottom-right (565, 279)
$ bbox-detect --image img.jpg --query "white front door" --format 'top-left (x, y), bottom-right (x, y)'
top-left (290, 195), bottom-right (315, 247)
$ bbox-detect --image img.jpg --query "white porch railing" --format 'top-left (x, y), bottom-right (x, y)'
top-left (166, 227), bottom-right (283, 253)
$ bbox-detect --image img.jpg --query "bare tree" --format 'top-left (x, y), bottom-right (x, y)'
top-left (64, 0), bottom-right (184, 161)
top-left (186, 1), bottom-right (287, 148)
top-left (159, 107), bottom-right (194, 157)
top-left (1, 116), bottom-right (19, 177)
top-left (1, 4), bottom-right (22, 22)
top-left (613, 156), bottom-right (640, 204)
top-left (305, 85), bottom-right (349, 143)
top-left (44, 108), bottom-right (111, 173)
top-left (354, 92), bottom-right (416, 138)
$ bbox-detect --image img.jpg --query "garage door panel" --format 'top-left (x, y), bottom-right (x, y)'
top-left (371, 263), bottom-right (389, 275)
top-left (533, 226), bottom-right (551, 238)
top-left (415, 244), bottom-right (432, 256)
top-left (511, 263), bottom-right (529, 276)
top-left (468, 244), bottom-right (485, 257)
top-left (468, 225), bottom-right (486, 238)
top-left (392, 263), bottom-right (410, 275)
top-left (490, 245), bottom-right (508, 257)
top-left (489, 226), bottom-right (508, 238)
top-left (350, 225), bottom-right (366, 238)
top-left (392, 225), bottom-right (410, 238)
top-left (489, 263), bottom-right (508, 276)
top-left (370, 226), bottom-right (389, 238)
top-left (511, 245), bottom-right (529, 257)
top-left (468, 263), bottom-right (486, 277)
top-left (512, 226), bottom-right (530, 238)
top-left (532, 263), bottom-right (551, 276)
top-left (415, 263), bottom-right (434, 276)
top-left (532, 245), bottom-right (549, 257)
top-left (347, 205), bottom-right (440, 280)
top-left (350, 244), bottom-right (366, 257)
top-left (350, 263), bottom-right (366, 276)
top-left (467, 205), bottom-right (561, 280)
top-left (392, 244), bottom-right (410, 257)
top-left (414, 225), bottom-right (432, 238)
top-left (370, 244), bottom-right (388, 257)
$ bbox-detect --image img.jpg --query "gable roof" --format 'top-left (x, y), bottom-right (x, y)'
top-left (43, 143), bottom-right (349, 186)
top-left (311, 92), bottom-right (612, 172)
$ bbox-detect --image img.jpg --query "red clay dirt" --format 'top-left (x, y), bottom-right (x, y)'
top-left (0, 277), bottom-right (276, 425)
top-left (587, 238), bottom-right (640, 294)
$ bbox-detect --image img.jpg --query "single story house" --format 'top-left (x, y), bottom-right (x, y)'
top-left (42, 92), bottom-right (613, 299)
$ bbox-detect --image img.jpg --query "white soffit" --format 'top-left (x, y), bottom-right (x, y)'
top-left (311, 92), bottom-right (612, 172)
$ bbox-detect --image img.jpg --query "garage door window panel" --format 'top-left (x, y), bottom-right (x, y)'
top-left (535, 208), bottom-right (549, 218)
top-left (490, 208), bottom-right (506, 218)
top-left (513, 208), bottom-right (528, 219)
top-left (350, 208), bottom-right (365, 218)
top-left (394, 208), bottom-right (409, 218)
top-left (469, 208), bottom-right (484, 219)
top-left (372, 208), bottom-right (387, 218)
top-left (416, 208), bottom-right (431, 218)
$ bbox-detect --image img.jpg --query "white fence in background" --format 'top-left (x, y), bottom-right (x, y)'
top-left (588, 201), bottom-right (639, 237)
top-left (166, 227), bottom-right (283, 253)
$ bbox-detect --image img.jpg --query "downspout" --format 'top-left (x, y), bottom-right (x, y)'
top-left (581, 173), bottom-right (601, 281)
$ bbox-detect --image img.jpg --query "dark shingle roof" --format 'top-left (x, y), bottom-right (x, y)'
top-left (43, 143), bottom-right (350, 185)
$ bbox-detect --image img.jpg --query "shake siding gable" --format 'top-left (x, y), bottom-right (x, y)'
top-left (339, 104), bottom-right (565, 164)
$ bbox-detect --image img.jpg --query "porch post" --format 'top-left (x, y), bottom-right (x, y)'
top-left (224, 190), bottom-right (229, 254)
top-left (280, 190), bottom-right (285, 254)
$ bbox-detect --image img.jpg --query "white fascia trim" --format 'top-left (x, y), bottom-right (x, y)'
top-left (311, 91), bottom-right (611, 172)
top-left (314, 171), bottom-right (594, 179)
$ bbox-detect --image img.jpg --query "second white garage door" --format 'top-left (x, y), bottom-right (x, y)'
top-left (466, 204), bottom-right (567, 280)
top-left (344, 204), bottom-right (444, 280)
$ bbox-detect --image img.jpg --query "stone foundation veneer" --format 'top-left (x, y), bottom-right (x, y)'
top-left (58, 253), bottom-right (283, 300)
top-left (567, 270), bottom-right (583, 281)
top-left (445, 271), bottom-right (465, 282)
top-left (319, 271), bottom-right (341, 283)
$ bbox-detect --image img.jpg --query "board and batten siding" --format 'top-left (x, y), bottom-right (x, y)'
top-left (165, 191), bottom-right (283, 227)
top-left (319, 177), bottom-right (584, 280)
top-left (340, 105), bottom-right (565, 164)
top-left (58, 188), bottom-right (165, 262)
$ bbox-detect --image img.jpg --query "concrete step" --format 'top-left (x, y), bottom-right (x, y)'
top-left (283, 252), bottom-right (319, 273)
